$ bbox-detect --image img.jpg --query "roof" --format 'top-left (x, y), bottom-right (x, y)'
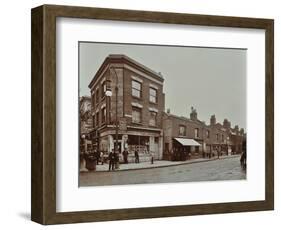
top-left (174, 138), bottom-right (201, 146)
top-left (88, 54), bottom-right (164, 89)
top-left (163, 112), bottom-right (205, 125)
top-left (108, 54), bottom-right (163, 79)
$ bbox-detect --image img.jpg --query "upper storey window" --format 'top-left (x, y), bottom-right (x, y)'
top-left (132, 80), bottom-right (142, 98)
top-left (149, 87), bottom-right (157, 103)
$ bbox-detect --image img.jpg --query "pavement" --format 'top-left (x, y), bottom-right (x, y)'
top-left (81, 154), bottom-right (241, 172)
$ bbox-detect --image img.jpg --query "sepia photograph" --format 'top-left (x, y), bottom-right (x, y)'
top-left (78, 42), bottom-right (247, 187)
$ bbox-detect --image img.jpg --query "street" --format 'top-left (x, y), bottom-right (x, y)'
top-left (79, 156), bottom-right (246, 186)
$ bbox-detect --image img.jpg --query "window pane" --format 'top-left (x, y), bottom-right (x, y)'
top-left (132, 89), bottom-right (141, 98)
top-left (179, 126), bottom-right (186, 136)
top-left (96, 89), bottom-right (99, 103)
top-left (149, 88), bottom-right (157, 103)
top-left (150, 88), bottom-right (156, 96)
top-left (195, 128), bottom-right (199, 138)
top-left (149, 112), bottom-right (157, 126)
top-left (102, 108), bottom-right (106, 123)
top-left (150, 95), bottom-right (156, 103)
top-left (132, 80), bottom-right (141, 90)
top-left (96, 112), bottom-right (99, 126)
top-left (132, 80), bottom-right (142, 98)
top-left (132, 108), bottom-right (141, 123)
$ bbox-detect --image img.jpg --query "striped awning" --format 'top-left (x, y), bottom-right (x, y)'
top-left (174, 138), bottom-right (201, 146)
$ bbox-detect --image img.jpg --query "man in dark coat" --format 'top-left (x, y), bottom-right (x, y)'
top-left (96, 150), bottom-right (100, 165)
top-left (108, 149), bottom-right (115, 171)
top-left (114, 150), bottom-right (119, 169)
top-left (134, 150), bottom-right (139, 163)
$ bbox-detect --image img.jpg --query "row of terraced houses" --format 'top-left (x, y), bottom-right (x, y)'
top-left (80, 54), bottom-right (246, 162)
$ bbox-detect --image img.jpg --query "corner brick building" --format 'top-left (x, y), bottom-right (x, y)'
top-left (88, 55), bottom-right (165, 162)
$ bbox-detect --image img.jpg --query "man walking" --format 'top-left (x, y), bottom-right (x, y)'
top-left (134, 150), bottom-right (139, 163)
top-left (114, 150), bottom-right (119, 169)
top-left (108, 149), bottom-right (115, 171)
top-left (96, 150), bottom-right (100, 165)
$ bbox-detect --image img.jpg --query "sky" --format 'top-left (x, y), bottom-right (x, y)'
top-left (79, 42), bottom-right (246, 130)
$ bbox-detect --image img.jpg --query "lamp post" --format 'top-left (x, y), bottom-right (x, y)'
top-left (105, 67), bottom-right (119, 168)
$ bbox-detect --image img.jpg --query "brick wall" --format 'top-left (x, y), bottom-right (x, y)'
top-left (121, 68), bottom-right (164, 129)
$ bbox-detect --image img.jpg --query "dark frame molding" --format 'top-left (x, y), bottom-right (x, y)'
top-left (31, 4), bottom-right (274, 225)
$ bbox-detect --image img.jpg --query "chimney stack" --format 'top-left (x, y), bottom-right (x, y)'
top-left (210, 115), bottom-right (216, 125)
top-left (234, 125), bottom-right (239, 133)
top-left (240, 128), bottom-right (244, 135)
top-left (190, 106), bottom-right (198, 120)
top-left (223, 119), bottom-right (231, 129)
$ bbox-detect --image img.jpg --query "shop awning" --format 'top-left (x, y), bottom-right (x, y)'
top-left (174, 138), bottom-right (201, 146)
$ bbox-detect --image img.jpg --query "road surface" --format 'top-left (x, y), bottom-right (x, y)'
top-left (79, 156), bottom-right (246, 186)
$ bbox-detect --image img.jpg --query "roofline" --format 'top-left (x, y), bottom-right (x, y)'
top-left (163, 112), bottom-right (205, 124)
top-left (88, 54), bottom-right (164, 89)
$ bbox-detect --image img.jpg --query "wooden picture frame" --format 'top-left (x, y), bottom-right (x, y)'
top-left (31, 4), bottom-right (274, 225)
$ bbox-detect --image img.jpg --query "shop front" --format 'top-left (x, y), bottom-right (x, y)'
top-left (171, 138), bottom-right (201, 161)
top-left (98, 128), bottom-right (163, 162)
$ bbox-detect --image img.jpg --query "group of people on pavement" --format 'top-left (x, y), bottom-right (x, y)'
top-left (108, 149), bottom-right (141, 171)
top-left (83, 149), bottom-right (105, 165)
top-left (82, 148), bottom-right (155, 171)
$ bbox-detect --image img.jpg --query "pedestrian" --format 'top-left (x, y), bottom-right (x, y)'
top-left (134, 150), bottom-right (139, 163)
top-left (108, 149), bottom-right (115, 171)
top-left (240, 150), bottom-right (246, 170)
top-left (122, 148), bottom-right (129, 164)
top-left (96, 150), bottom-right (100, 165)
top-left (150, 152), bottom-right (154, 164)
top-left (114, 150), bottom-right (119, 169)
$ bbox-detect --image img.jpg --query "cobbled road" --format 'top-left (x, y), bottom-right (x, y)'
top-left (79, 156), bottom-right (246, 186)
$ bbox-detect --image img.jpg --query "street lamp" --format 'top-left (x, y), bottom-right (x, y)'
top-left (105, 67), bottom-right (119, 168)
top-left (105, 88), bottom-right (112, 97)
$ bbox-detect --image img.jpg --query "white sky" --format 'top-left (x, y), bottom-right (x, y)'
top-left (79, 42), bottom-right (246, 130)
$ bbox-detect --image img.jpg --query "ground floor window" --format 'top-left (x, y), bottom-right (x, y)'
top-left (127, 135), bottom-right (149, 153)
